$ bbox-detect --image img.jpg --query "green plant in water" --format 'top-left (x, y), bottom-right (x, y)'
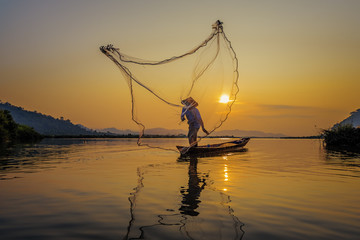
top-left (323, 124), bottom-right (360, 151)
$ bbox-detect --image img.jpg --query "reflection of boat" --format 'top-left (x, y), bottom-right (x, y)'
top-left (177, 138), bottom-right (250, 156)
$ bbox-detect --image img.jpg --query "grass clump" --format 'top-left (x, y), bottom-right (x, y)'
top-left (323, 124), bottom-right (360, 152)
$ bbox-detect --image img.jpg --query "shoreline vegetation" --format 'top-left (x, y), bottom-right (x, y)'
top-left (0, 108), bottom-right (322, 142)
top-left (41, 134), bottom-right (321, 139)
top-left (2, 101), bottom-right (359, 153)
top-left (0, 107), bottom-right (322, 146)
top-left (323, 124), bottom-right (360, 152)
top-left (0, 110), bottom-right (43, 144)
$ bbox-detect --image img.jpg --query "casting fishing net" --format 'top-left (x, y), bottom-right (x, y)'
top-left (100, 20), bottom-right (239, 150)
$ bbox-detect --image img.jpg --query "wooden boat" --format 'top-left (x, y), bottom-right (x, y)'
top-left (177, 138), bottom-right (250, 156)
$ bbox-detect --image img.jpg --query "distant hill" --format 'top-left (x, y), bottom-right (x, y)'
top-left (99, 128), bottom-right (138, 135)
top-left (98, 127), bottom-right (287, 138)
top-left (98, 127), bottom-right (186, 136)
top-left (334, 109), bottom-right (360, 128)
top-left (211, 129), bottom-right (287, 138)
top-left (0, 101), bottom-right (99, 136)
top-left (145, 128), bottom-right (187, 136)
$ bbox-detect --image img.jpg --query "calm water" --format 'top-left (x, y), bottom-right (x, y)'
top-left (1, 138), bottom-right (360, 240)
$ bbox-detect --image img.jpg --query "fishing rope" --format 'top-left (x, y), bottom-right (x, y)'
top-left (219, 192), bottom-right (245, 240)
top-left (123, 166), bottom-right (144, 240)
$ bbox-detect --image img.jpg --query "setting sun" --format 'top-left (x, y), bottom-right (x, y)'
top-left (219, 94), bottom-right (230, 103)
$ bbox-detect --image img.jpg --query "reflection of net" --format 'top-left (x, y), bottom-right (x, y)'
top-left (123, 160), bottom-right (245, 240)
top-left (100, 20), bottom-right (239, 149)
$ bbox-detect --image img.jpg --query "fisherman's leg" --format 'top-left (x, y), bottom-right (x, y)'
top-left (188, 128), bottom-right (195, 145)
top-left (193, 129), bottom-right (199, 147)
top-left (188, 126), bottom-right (199, 146)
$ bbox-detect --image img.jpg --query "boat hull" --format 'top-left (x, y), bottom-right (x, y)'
top-left (177, 138), bottom-right (250, 156)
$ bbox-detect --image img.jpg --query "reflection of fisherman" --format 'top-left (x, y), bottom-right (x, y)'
top-left (181, 97), bottom-right (209, 147)
top-left (179, 157), bottom-right (207, 216)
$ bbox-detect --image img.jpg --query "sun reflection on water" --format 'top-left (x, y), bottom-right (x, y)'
top-left (223, 156), bottom-right (229, 192)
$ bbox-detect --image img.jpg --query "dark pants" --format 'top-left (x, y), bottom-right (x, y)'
top-left (188, 125), bottom-right (199, 146)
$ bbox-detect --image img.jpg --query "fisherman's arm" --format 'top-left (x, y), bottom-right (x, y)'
top-left (199, 119), bottom-right (209, 135)
top-left (196, 110), bottom-right (209, 135)
top-left (181, 107), bottom-right (186, 121)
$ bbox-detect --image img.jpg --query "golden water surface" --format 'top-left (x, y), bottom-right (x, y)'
top-left (1, 138), bottom-right (360, 240)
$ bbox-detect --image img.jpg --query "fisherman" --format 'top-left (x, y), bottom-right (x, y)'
top-left (181, 97), bottom-right (209, 147)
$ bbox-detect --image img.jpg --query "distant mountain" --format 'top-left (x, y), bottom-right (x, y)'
top-left (99, 127), bottom-right (287, 138)
top-left (98, 128), bottom-right (138, 135)
top-left (211, 129), bottom-right (287, 138)
top-left (145, 128), bottom-right (186, 136)
top-left (334, 109), bottom-right (360, 128)
top-left (97, 128), bottom-right (186, 136)
top-left (0, 101), bottom-right (99, 136)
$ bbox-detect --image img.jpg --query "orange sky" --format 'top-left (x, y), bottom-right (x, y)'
top-left (1, 0), bottom-right (359, 136)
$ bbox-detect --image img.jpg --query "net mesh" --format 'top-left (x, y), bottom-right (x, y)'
top-left (100, 20), bottom-right (239, 151)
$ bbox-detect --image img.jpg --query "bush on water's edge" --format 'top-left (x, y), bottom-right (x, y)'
top-left (0, 110), bottom-right (43, 145)
top-left (322, 124), bottom-right (360, 152)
